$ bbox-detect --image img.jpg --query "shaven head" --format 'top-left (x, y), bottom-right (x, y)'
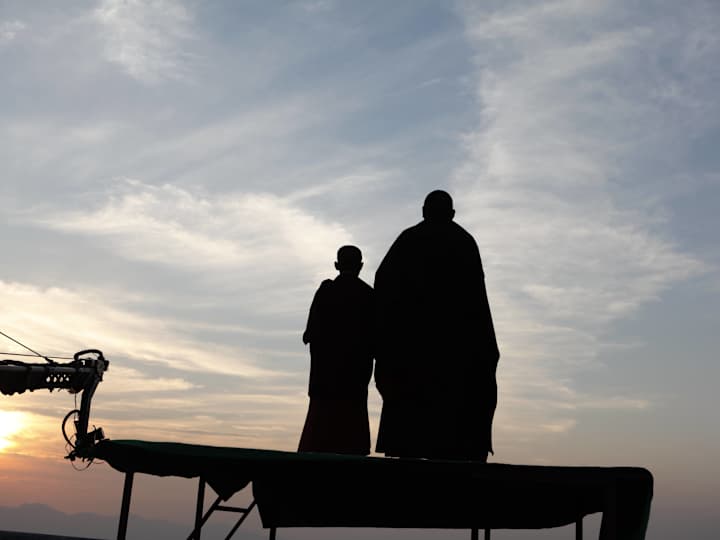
top-left (422, 190), bottom-right (455, 221)
top-left (335, 245), bottom-right (363, 276)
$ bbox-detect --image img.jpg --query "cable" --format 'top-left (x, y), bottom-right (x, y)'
top-left (0, 330), bottom-right (55, 363)
top-left (0, 351), bottom-right (74, 360)
top-left (62, 409), bottom-right (80, 448)
top-left (71, 457), bottom-right (93, 471)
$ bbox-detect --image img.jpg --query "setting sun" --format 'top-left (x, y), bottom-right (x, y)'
top-left (0, 410), bottom-right (26, 452)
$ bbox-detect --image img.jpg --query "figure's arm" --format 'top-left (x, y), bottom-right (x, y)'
top-left (303, 280), bottom-right (331, 345)
top-left (373, 232), bottom-right (409, 398)
top-left (374, 232), bottom-right (405, 293)
top-left (471, 239), bottom-right (500, 363)
top-left (478, 274), bottom-right (500, 363)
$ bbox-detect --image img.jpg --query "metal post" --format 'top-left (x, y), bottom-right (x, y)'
top-left (269, 527), bottom-right (277, 540)
top-left (599, 483), bottom-right (618, 540)
top-left (224, 499), bottom-right (257, 540)
top-left (576, 518), bottom-right (583, 540)
top-left (193, 478), bottom-right (206, 540)
top-left (117, 472), bottom-right (134, 540)
top-left (471, 527), bottom-right (490, 539)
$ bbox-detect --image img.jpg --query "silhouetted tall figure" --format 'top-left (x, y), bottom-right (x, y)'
top-left (298, 245), bottom-right (374, 455)
top-left (374, 190), bottom-right (499, 461)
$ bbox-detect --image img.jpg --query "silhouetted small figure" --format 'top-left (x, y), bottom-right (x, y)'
top-left (374, 190), bottom-right (499, 461)
top-left (298, 245), bottom-right (374, 455)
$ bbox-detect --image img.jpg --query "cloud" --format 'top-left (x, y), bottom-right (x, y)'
top-left (301, 1), bottom-right (334, 13)
top-left (286, 170), bottom-right (391, 203)
top-left (28, 179), bottom-right (353, 288)
top-left (0, 274), bottom-right (310, 454)
top-left (95, 390), bottom-right (309, 450)
top-left (454, 0), bottom-right (709, 444)
top-left (94, 0), bottom-right (195, 83)
top-left (0, 279), bottom-right (277, 378)
top-left (2, 176), bottom-right (355, 454)
top-left (101, 365), bottom-right (198, 393)
top-left (0, 20), bottom-right (25, 43)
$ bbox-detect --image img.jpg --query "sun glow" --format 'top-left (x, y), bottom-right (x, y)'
top-left (0, 410), bottom-right (26, 452)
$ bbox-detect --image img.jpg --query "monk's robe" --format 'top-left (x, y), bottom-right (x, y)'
top-left (374, 219), bottom-right (499, 460)
top-left (299, 274), bottom-right (374, 455)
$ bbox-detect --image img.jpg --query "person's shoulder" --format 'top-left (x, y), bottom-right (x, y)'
top-left (405, 221), bottom-right (424, 233)
top-left (394, 221), bottom-right (424, 244)
top-left (338, 275), bottom-right (373, 291)
top-left (352, 278), bottom-right (374, 306)
top-left (317, 279), bottom-right (334, 293)
top-left (450, 220), bottom-right (471, 235)
top-left (394, 220), bottom-right (421, 237)
top-left (356, 277), bottom-right (374, 293)
top-left (451, 221), bottom-right (479, 244)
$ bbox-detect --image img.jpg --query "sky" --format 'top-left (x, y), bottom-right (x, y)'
top-left (1, 0), bottom-right (719, 538)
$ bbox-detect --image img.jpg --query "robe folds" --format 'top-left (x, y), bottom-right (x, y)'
top-left (299, 274), bottom-right (374, 456)
top-left (374, 219), bottom-right (499, 460)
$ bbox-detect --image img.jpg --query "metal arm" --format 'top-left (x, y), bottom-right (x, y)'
top-left (0, 349), bottom-right (109, 460)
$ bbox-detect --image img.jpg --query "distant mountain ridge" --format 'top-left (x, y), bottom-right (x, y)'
top-left (0, 529), bottom-right (102, 540)
top-left (0, 503), bottom-right (263, 540)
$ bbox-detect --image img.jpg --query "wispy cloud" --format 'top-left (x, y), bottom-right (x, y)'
top-left (0, 279), bottom-right (276, 377)
top-left (301, 1), bottom-right (334, 13)
top-left (285, 170), bottom-right (391, 202)
top-left (94, 0), bottom-right (195, 83)
top-left (102, 365), bottom-right (198, 393)
top-left (28, 179), bottom-right (353, 288)
top-left (0, 20), bottom-right (25, 44)
top-left (455, 0), bottom-right (709, 445)
top-left (0, 272), bottom-right (311, 454)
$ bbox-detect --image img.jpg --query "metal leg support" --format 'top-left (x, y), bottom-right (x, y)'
top-left (576, 518), bottom-right (583, 540)
top-left (599, 484), bottom-right (618, 540)
top-left (192, 478), bottom-right (206, 540)
top-left (485, 528), bottom-right (491, 540)
top-left (186, 492), bottom-right (257, 540)
top-left (224, 500), bottom-right (257, 540)
top-left (269, 527), bottom-right (277, 540)
top-left (117, 472), bottom-right (134, 540)
top-left (186, 496), bottom-right (223, 540)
